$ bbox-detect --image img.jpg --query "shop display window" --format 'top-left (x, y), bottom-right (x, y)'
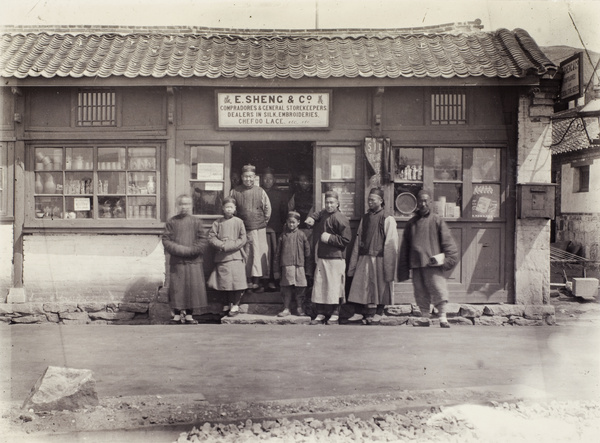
top-left (32, 145), bottom-right (160, 221)
top-left (190, 145), bottom-right (226, 216)
top-left (320, 147), bottom-right (358, 219)
top-left (392, 146), bottom-right (503, 220)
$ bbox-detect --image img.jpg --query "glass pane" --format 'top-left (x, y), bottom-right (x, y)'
top-left (471, 184), bottom-right (500, 218)
top-left (65, 172), bottom-right (94, 195)
top-left (129, 196), bottom-right (157, 219)
top-left (191, 146), bottom-right (225, 180)
top-left (394, 183), bottom-right (421, 216)
top-left (321, 182), bottom-right (355, 219)
top-left (66, 196), bottom-right (93, 219)
top-left (35, 196), bottom-right (63, 219)
top-left (394, 148), bottom-right (423, 182)
top-left (98, 147), bottom-right (126, 170)
top-left (128, 172), bottom-right (157, 195)
top-left (35, 148), bottom-right (63, 170)
top-left (98, 172), bottom-right (127, 195)
top-left (99, 196), bottom-right (126, 219)
top-left (66, 147), bottom-right (93, 170)
top-left (433, 183), bottom-right (462, 218)
top-left (191, 182), bottom-right (224, 215)
top-left (128, 147), bottom-right (157, 170)
top-left (434, 148), bottom-right (462, 181)
top-left (473, 148), bottom-right (500, 182)
top-left (35, 172), bottom-right (63, 195)
top-left (322, 147), bottom-right (355, 180)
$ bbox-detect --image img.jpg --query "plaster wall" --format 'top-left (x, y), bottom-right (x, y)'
top-left (515, 94), bottom-right (553, 304)
top-left (22, 234), bottom-right (165, 303)
top-left (0, 224), bottom-right (13, 299)
top-left (560, 158), bottom-right (600, 213)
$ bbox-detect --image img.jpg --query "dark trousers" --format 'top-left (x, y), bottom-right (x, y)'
top-left (281, 285), bottom-right (305, 310)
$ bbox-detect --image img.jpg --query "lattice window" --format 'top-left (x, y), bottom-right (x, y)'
top-left (77, 89), bottom-right (116, 126)
top-left (431, 88), bottom-right (467, 125)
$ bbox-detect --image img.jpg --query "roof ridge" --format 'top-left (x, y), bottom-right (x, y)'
top-left (0, 20), bottom-right (485, 37)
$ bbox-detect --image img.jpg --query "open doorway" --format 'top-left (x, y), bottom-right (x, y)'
top-left (231, 140), bottom-right (313, 198)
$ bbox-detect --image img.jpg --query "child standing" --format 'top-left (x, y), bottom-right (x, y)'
top-left (305, 190), bottom-right (352, 325)
top-left (162, 194), bottom-right (208, 324)
top-left (273, 211), bottom-right (312, 317)
top-left (207, 197), bottom-right (248, 317)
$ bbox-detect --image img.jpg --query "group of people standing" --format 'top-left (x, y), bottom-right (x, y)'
top-left (162, 164), bottom-right (459, 328)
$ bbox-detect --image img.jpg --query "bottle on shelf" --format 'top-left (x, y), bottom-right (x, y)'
top-left (147, 175), bottom-right (155, 194)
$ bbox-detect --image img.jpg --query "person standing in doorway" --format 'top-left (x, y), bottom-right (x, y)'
top-left (231, 164), bottom-right (271, 293)
top-left (207, 197), bottom-right (248, 317)
top-left (273, 211), bottom-right (312, 317)
top-left (288, 173), bottom-right (314, 232)
top-left (162, 194), bottom-right (208, 324)
top-left (262, 167), bottom-right (289, 291)
top-left (305, 190), bottom-right (352, 325)
top-left (346, 188), bottom-right (399, 325)
top-left (397, 189), bottom-right (459, 328)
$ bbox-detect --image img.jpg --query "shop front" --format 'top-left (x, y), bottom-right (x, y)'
top-left (0, 23), bottom-right (558, 317)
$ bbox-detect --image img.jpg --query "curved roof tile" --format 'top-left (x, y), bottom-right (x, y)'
top-left (0, 28), bottom-right (557, 80)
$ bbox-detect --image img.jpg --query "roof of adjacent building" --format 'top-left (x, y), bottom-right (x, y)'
top-left (551, 109), bottom-right (600, 154)
top-left (0, 23), bottom-right (557, 80)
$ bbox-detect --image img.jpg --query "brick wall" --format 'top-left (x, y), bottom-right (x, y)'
top-left (515, 92), bottom-right (554, 304)
top-left (0, 224), bottom-right (13, 298)
top-left (23, 234), bottom-right (165, 303)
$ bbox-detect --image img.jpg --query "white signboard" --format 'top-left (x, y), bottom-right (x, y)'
top-left (74, 197), bottom-right (91, 211)
top-left (560, 53), bottom-right (583, 102)
top-left (197, 163), bottom-right (224, 181)
top-left (217, 91), bottom-right (330, 128)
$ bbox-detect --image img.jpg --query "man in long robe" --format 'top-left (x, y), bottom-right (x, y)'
top-left (347, 188), bottom-right (399, 325)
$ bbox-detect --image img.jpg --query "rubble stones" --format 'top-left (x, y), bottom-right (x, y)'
top-left (474, 316), bottom-right (509, 326)
top-left (88, 311), bottom-right (136, 321)
top-left (483, 304), bottom-right (525, 317)
top-left (59, 312), bottom-right (90, 322)
top-left (459, 304), bottom-right (483, 318)
top-left (119, 303), bottom-right (148, 313)
top-left (43, 303), bottom-right (77, 313)
top-left (22, 366), bottom-right (99, 412)
top-left (78, 302), bottom-right (106, 312)
top-left (384, 305), bottom-right (412, 316)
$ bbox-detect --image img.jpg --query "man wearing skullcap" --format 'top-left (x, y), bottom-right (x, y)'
top-left (230, 164), bottom-right (271, 293)
top-left (272, 211), bottom-right (312, 317)
top-left (304, 190), bottom-right (352, 324)
top-left (346, 188), bottom-right (399, 325)
top-left (398, 189), bottom-right (459, 328)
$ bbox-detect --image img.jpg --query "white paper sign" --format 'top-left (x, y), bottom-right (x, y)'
top-left (74, 198), bottom-right (91, 211)
top-left (217, 91), bottom-right (330, 128)
top-left (197, 163), bottom-right (223, 181)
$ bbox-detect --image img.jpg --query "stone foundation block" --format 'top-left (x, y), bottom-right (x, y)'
top-left (60, 312), bottom-right (90, 322)
top-left (459, 305), bottom-right (484, 318)
top-left (509, 317), bottom-right (544, 326)
top-left (474, 316), bottom-right (509, 326)
top-left (149, 301), bottom-right (171, 324)
top-left (78, 302), bottom-right (106, 312)
top-left (244, 304), bottom-right (281, 316)
top-left (444, 303), bottom-right (462, 317)
top-left (448, 316), bottom-right (474, 325)
top-left (381, 316), bottom-right (409, 326)
top-left (13, 303), bottom-right (45, 315)
top-left (385, 305), bottom-right (412, 316)
top-left (411, 304), bottom-right (422, 317)
top-left (572, 278), bottom-right (599, 300)
top-left (0, 317), bottom-right (12, 323)
top-left (43, 303), bottom-right (77, 313)
top-left (410, 317), bottom-right (431, 327)
top-left (12, 315), bottom-right (46, 324)
top-left (523, 305), bottom-right (555, 320)
top-left (119, 303), bottom-right (148, 313)
top-left (0, 304), bottom-right (14, 315)
top-left (45, 313), bottom-right (60, 323)
top-left (157, 287), bottom-right (169, 304)
top-left (22, 366), bottom-right (99, 412)
top-left (88, 311), bottom-right (136, 321)
top-left (483, 305), bottom-right (525, 317)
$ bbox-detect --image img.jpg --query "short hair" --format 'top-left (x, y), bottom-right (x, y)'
top-left (222, 196), bottom-right (237, 206)
top-left (176, 194), bottom-right (191, 204)
top-left (324, 190), bottom-right (339, 200)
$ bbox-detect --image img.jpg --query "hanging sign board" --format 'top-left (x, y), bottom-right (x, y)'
top-left (73, 198), bottom-right (91, 211)
top-left (560, 53), bottom-right (583, 103)
top-left (217, 91), bottom-right (330, 129)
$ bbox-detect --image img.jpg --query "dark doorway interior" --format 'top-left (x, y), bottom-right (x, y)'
top-left (231, 141), bottom-right (313, 194)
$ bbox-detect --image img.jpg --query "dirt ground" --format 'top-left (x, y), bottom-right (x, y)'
top-left (4, 287), bottom-right (599, 439)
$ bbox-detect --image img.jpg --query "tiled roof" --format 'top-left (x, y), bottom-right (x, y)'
top-left (551, 110), bottom-right (599, 154)
top-left (0, 27), bottom-right (557, 80)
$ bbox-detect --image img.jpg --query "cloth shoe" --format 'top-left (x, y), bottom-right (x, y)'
top-left (171, 315), bottom-right (182, 323)
top-left (327, 314), bottom-right (339, 325)
top-left (440, 321), bottom-right (451, 328)
top-left (310, 314), bottom-right (325, 325)
top-left (228, 305), bottom-right (240, 317)
top-left (277, 308), bottom-right (291, 317)
top-left (366, 314), bottom-right (382, 325)
top-left (296, 307), bottom-right (306, 316)
top-left (347, 313), bottom-right (364, 322)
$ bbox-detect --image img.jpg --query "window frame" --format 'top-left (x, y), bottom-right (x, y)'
top-left (430, 87), bottom-right (468, 126)
top-left (573, 164), bottom-right (590, 193)
top-left (25, 142), bottom-right (165, 233)
top-left (72, 89), bottom-right (122, 129)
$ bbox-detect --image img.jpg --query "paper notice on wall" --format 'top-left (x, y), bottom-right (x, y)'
top-left (197, 163), bottom-right (223, 181)
top-left (74, 198), bottom-right (91, 211)
top-left (331, 165), bottom-right (342, 179)
top-left (205, 182), bottom-right (223, 191)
